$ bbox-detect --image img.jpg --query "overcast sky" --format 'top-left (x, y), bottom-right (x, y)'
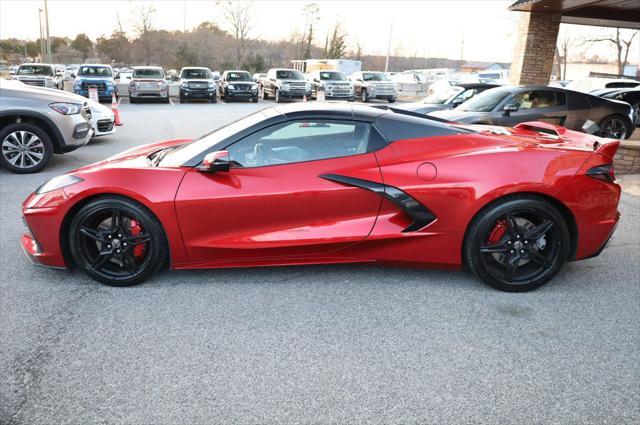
top-left (1, 0), bottom-right (637, 63)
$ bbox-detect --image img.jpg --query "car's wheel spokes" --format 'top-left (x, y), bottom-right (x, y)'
top-left (76, 207), bottom-right (152, 281)
top-left (480, 210), bottom-right (560, 286)
top-left (2, 130), bottom-right (44, 169)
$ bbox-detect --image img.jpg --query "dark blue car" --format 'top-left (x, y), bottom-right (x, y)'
top-left (72, 64), bottom-right (117, 102)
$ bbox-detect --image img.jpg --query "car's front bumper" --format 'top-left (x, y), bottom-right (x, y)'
top-left (279, 90), bottom-right (312, 99)
top-left (225, 88), bottom-right (259, 99)
top-left (21, 197), bottom-right (68, 269)
top-left (180, 88), bottom-right (216, 98)
top-left (55, 114), bottom-right (92, 153)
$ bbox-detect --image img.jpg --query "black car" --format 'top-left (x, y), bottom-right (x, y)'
top-left (219, 70), bottom-right (259, 103)
top-left (596, 88), bottom-right (640, 127)
top-left (430, 85), bottom-right (636, 140)
top-left (398, 83), bottom-right (499, 115)
top-left (178, 67), bottom-right (217, 103)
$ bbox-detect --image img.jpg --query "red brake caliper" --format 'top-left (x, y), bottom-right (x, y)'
top-left (129, 219), bottom-right (146, 260)
top-left (488, 219), bottom-right (507, 244)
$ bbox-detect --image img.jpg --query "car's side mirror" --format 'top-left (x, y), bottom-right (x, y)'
top-left (197, 150), bottom-right (231, 173)
top-left (503, 103), bottom-right (519, 114)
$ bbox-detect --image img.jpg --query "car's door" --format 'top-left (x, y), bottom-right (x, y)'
top-left (498, 89), bottom-right (569, 126)
top-left (174, 118), bottom-right (384, 263)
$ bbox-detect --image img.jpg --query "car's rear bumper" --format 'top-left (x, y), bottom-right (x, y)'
top-left (579, 211), bottom-right (620, 260)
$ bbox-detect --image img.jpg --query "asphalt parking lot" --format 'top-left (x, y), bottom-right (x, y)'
top-left (1, 99), bottom-right (639, 424)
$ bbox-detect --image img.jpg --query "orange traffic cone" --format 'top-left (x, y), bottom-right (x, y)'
top-left (112, 93), bottom-right (123, 126)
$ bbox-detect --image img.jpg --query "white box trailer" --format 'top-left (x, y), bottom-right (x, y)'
top-left (291, 59), bottom-right (362, 76)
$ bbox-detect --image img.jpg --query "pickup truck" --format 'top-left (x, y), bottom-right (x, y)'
top-left (72, 64), bottom-right (118, 102)
top-left (260, 68), bottom-right (311, 103)
top-left (350, 71), bottom-right (397, 103)
top-left (14, 63), bottom-right (64, 90)
top-left (307, 70), bottom-right (354, 101)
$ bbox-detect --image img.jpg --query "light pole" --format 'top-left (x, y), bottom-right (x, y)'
top-left (38, 8), bottom-right (45, 61)
top-left (44, 0), bottom-right (52, 63)
top-left (384, 23), bottom-right (392, 73)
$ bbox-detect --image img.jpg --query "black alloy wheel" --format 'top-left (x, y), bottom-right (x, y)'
top-left (464, 197), bottom-right (570, 292)
top-left (598, 115), bottom-right (628, 139)
top-left (69, 197), bottom-right (167, 286)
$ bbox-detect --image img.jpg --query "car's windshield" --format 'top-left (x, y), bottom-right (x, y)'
top-left (77, 66), bottom-right (112, 77)
top-left (133, 68), bottom-right (164, 78)
top-left (422, 87), bottom-right (465, 105)
top-left (457, 87), bottom-right (512, 112)
top-left (159, 111), bottom-right (270, 167)
top-left (319, 71), bottom-right (346, 81)
top-left (181, 68), bottom-right (211, 79)
top-left (276, 70), bottom-right (304, 80)
top-left (362, 72), bottom-right (389, 81)
top-left (17, 65), bottom-right (53, 76)
top-left (227, 71), bottom-right (252, 81)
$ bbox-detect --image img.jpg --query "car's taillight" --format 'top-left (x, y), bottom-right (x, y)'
top-left (586, 164), bottom-right (615, 183)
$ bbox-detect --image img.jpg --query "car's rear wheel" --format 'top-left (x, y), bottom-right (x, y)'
top-left (598, 115), bottom-right (630, 139)
top-left (0, 123), bottom-right (53, 173)
top-left (68, 197), bottom-right (167, 286)
top-left (261, 86), bottom-right (268, 100)
top-left (464, 197), bottom-right (570, 292)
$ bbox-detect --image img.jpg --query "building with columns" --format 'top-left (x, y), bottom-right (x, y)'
top-left (508, 0), bottom-right (640, 85)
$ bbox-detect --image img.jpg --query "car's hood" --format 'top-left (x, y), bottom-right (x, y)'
top-left (428, 109), bottom-right (491, 123)
top-left (75, 76), bottom-right (114, 82)
top-left (2, 80), bottom-right (87, 103)
top-left (397, 102), bottom-right (450, 114)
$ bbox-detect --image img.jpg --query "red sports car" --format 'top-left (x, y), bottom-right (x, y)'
top-left (21, 104), bottom-right (621, 291)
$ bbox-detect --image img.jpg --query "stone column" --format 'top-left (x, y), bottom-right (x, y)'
top-left (509, 11), bottom-right (561, 85)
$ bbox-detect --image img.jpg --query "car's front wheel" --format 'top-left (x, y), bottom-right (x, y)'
top-left (463, 197), bottom-right (570, 292)
top-left (68, 196), bottom-right (167, 286)
top-left (361, 89), bottom-right (369, 103)
top-left (0, 123), bottom-right (53, 173)
top-left (275, 88), bottom-right (281, 103)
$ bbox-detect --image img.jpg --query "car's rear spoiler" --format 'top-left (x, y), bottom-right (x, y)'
top-left (513, 121), bottom-right (620, 161)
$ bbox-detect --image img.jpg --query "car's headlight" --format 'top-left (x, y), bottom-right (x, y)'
top-left (49, 102), bottom-right (83, 115)
top-left (180, 81), bottom-right (188, 88)
top-left (280, 83), bottom-right (289, 90)
top-left (208, 82), bottom-right (216, 89)
top-left (227, 84), bottom-right (236, 90)
top-left (160, 81), bottom-right (168, 88)
top-left (36, 175), bottom-right (84, 195)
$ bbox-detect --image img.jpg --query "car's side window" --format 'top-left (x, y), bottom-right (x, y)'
top-left (555, 91), bottom-right (567, 106)
top-left (511, 90), bottom-right (557, 109)
top-left (227, 120), bottom-right (372, 168)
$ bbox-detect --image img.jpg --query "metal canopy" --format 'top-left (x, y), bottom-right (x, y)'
top-left (509, 0), bottom-right (640, 29)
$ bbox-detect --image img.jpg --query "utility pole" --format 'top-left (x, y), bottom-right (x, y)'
top-left (38, 8), bottom-right (45, 61)
top-left (384, 23), bottom-right (392, 73)
top-left (459, 33), bottom-right (464, 69)
top-left (44, 0), bottom-right (52, 63)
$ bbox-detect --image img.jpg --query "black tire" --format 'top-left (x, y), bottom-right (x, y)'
top-left (68, 196), bottom-right (167, 287)
top-left (252, 96), bottom-right (259, 103)
top-left (210, 95), bottom-right (217, 104)
top-left (275, 88), bottom-right (282, 103)
top-left (261, 86), bottom-right (268, 100)
top-left (388, 97), bottom-right (396, 103)
top-left (163, 97), bottom-right (170, 104)
top-left (129, 97), bottom-right (137, 104)
top-left (361, 89), bottom-right (369, 103)
top-left (0, 122), bottom-right (54, 173)
top-left (179, 96), bottom-right (185, 104)
top-left (597, 114), bottom-right (631, 140)
top-left (463, 196), bottom-right (570, 292)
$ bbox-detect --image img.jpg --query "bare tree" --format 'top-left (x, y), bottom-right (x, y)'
top-left (301, 3), bottom-right (319, 60)
top-left (588, 28), bottom-right (639, 76)
top-left (218, 1), bottom-right (254, 68)
top-left (556, 33), bottom-right (580, 80)
top-left (132, 4), bottom-right (156, 65)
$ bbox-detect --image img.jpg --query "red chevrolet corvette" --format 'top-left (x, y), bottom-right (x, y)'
top-left (21, 103), bottom-right (621, 291)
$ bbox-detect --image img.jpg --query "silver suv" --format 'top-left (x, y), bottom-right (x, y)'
top-left (350, 71), bottom-right (397, 103)
top-left (14, 63), bottom-right (64, 90)
top-left (0, 79), bottom-right (92, 173)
